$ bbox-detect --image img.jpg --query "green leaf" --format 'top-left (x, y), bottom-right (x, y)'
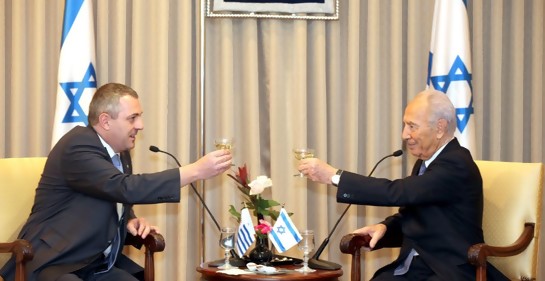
top-left (228, 205), bottom-right (241, 223)
top-left (267, 209), bottom-right (280, 221)
top-left (264, 199), bottom-right (281, 208)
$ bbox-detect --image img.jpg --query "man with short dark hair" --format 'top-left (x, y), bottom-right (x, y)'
top-left (0, 83), bottom-right (232, 281)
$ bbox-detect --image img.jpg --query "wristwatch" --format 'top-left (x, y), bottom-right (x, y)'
top-left (331, 169), bottom-right (343, 186)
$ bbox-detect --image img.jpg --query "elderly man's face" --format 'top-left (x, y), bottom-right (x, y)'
top-left (401, 98), bottom-right (442, 160)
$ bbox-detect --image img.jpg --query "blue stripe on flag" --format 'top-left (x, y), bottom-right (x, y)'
top-left (268, 208), bottom-right (302, 253)
top-left (236, 208), bottom-right (255, 256)
top-left (61, 0), bottom-right (86, 46)
top-left (238, 225), bottom-right (253, 250)
top-left (280, 208), bottom-right (301, 242)
top-left (237, 242), bottom-right (243, 255)
top-left (426, 52), bottom-right (433, 86)
top-left (269, 230), bottom-right (286, 252)
top-left (279, 209), bottom-right (301, 242)
top-left (426, 0), bottom-right (475, 153)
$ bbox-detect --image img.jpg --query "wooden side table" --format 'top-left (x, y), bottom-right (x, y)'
top-left (197, 262), bottom-right (343, 281)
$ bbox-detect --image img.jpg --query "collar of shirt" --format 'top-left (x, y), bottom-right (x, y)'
top-left (424, 137), bottom-right (455, 168)
top-left (97, 134), bottom-right (118, 159)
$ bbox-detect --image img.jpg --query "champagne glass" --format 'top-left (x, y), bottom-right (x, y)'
top-left (295, 230), bottom-right (316, 273)
top-left (218, 227), bottom-right (236, 269)
top-left (293, 148), bottom-right (315, 177)
top-left (215, 137), bottom-right (236, 166)
top-left (215, 137), bottom-right (233, 150)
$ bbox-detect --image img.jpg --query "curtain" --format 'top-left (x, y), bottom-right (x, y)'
top-left (1, 0), bottom-right (543, 280)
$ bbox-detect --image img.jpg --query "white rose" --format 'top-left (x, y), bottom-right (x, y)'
top-left (248, 176), bottom-right (273, 195)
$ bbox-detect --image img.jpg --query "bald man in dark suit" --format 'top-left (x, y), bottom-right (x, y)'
top-left (299, 89), bottom-right (508, 280)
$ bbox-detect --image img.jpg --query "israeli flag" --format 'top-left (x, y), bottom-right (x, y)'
top-left (236, 208), bottom-right (256, 256)
top-left (427, 0), bottom-right (476, 154)
top-left (51, 0), bottom-right (97, 147)
top-left (268, 208), bottom-right (302, 253)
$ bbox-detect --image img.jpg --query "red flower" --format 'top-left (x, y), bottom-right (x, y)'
top-left (255, 219), bottom-right (272, 238)
top-left (238, 164), bottom-right (249, 186)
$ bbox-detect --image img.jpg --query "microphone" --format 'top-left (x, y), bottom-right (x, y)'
top-left (308, 149), bottom-right (404, 270)
top-left (149, 145), bottom-right (246, 266)
top-left (149, 146), bottom-right (221, 231)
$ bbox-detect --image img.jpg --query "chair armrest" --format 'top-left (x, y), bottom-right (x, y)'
top-left (468, 223), bottom-right (534, 281)
top-left (0, 239), bottom-right (33, 263)
top-left (0, 239), bottom-right (33, 281)
top-left (340, 233), bottom-right (372, 255)
top-left (124, 232), bottom-right (165, 281)
top-left (468, 223), bottom-right (534, 266)
top-left (340, 233), bottom-right (371, 281)
top-left (124, 232), bottom-right (165, 253)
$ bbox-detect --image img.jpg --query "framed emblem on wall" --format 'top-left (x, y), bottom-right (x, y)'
top-left (206, 0), bottom-right (339, 20)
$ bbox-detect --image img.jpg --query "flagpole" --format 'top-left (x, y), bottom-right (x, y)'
top-left (199, 0), bottom-right (207, 265)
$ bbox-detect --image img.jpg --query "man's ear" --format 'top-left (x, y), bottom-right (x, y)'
top-left (436, 118), bottom-right (447, 139)
top-left (98, 112), bottom-right (111, 130)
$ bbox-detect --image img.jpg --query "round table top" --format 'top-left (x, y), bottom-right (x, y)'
top-left (197, 262), bottom-right (343, 281)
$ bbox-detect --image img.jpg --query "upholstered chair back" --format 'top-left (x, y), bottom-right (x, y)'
top-left (0, 157), bottom-right (47, 266)
top-left (475, 160), bottom-right (543, 280)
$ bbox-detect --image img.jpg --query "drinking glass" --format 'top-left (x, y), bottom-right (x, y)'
top-left (293, 148), bottom-right (315, 177)
top-left (215, 138), bottom-right (233, 150)
top-left (295, 230), bottom-right (316, 273)
top-left (218, 227), bottom-right (236, 269)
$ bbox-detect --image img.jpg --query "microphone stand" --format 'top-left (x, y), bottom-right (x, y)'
top-left (149, 146), bottom-right (246, 266)
top-left (308, 150), bottom-right (403, 270)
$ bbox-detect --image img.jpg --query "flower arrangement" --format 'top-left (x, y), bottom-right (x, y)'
top-left (227, 165), bottom-right (296, 263)
top-left (227, 164), bottom-right (281, 222)
top-left (255, 219), bottom-right (272, 238)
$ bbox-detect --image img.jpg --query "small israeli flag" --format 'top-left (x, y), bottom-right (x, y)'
top-left (268, 208), bottom-right (302, 253)
top-left (51, 0), bottom-right (97, 147)
top-left (236, 208), bottom-right (256, 256)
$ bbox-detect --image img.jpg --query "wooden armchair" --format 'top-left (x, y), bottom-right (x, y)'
top-left (124, 232), bottom-right (165, 281)
top-left (339, 160), bottom-right (543, 281)
top-left (0, 157), bottom-right (165, 281)
top-left (468, 160), bottom-right (543, 281)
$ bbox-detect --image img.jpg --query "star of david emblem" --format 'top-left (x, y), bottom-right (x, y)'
top-left (428, 55), bottom-right (474, 133)
top-left (276, 225), bottom-right (286, 235)
top-left (59, 63), bottom-right (97, 125)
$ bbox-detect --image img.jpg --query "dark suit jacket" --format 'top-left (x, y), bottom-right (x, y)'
top-left (336, 138), bottom-right (508, 281)
top-left (0, 126), bottom-right (181, 281)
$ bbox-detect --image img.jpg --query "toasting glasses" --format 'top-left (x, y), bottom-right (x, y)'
top-left (295, 230), bottom-right (316, 273)
top-left (215, 138), bottom-right (233, 150)
top-left (218, 227), bottom-right (236, 269)
top-left (293, 148), bottom-right (315, 177)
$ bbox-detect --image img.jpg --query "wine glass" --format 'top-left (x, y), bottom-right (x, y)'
top-left (215, 137), bottom-right (233, 150)
top-left (295, 230), bottom-right (316, 273)
top-left (293, 148), bottom-right (315, 177)
top-left (218, 227), bottom-right (236, 269)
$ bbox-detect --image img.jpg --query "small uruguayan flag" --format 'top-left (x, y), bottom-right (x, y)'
top-left (51, 0), bottom-right (97, 147)
top-left (427, 0), bottom-right (476, 154)
top-left (236, 208), bottom-right (256, 256)
top-left (268, 208), bottom-right (302, 253)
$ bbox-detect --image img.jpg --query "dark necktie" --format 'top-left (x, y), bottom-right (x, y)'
top-left (418, 162), bottom-right (427, 175)
top-left (393, 161), bottom-right (427, 276)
